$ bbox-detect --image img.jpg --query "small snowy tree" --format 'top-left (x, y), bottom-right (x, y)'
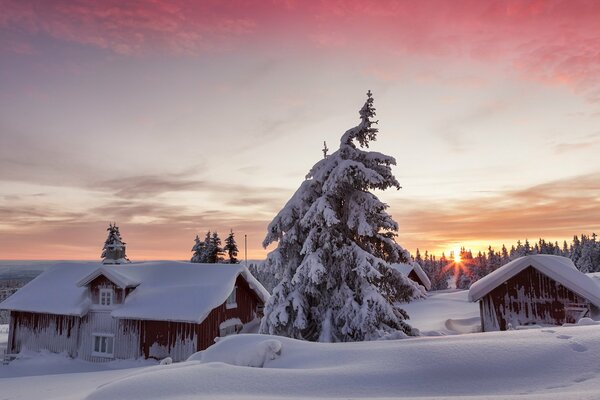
top-left (223, 230), bottom-right (239, 264)
top-left (260, 91), bottom-right (423, 342)
top-left (101, 223), bottom-right (130, 264)
top-left (191, 235), bottom-right (206, 263)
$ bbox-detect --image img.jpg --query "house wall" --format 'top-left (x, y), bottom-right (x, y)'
top-left (139, 320), bottom-right (198, 362)
top-left (8, 311), bottom-right (80, 357)
top-left (480, 266), bottom-right (591, 331)
top-left (75, 276), bottom-right (141, 361)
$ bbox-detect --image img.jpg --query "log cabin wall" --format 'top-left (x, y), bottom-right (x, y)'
top-left (480, 266), bottom-right (591, 331)
top-left (139, 320), bottom-right (197, 362)
top-left (8, 311), bottom-right (80, 357)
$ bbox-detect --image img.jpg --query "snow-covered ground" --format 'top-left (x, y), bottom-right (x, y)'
top-left (3, 291), bottom-right (600, 399)
top-left (402, 289), bottom-right (481, 335)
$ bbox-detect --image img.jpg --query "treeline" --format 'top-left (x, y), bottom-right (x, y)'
top-left (418, 234), bottom-right (600, 290)
top-left (191, 230), bottom-right (239, 264)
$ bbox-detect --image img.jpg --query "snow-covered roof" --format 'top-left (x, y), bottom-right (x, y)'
top-left (0, 261), bottom-right (270, 324)
top-left (77, 266), bottom-right (140, 288)
top-left (469, 255), bottom-right (600, 307)
top-left (390, 262), bottom-right (432, 291)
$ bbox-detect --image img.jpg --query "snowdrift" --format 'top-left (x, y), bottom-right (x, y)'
top-left (87, 326), bottom-right (600, 400)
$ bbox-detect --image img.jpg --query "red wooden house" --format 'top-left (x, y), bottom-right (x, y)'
top-left (0, 261), bottom-right (269, 362)
top-left (469, 255), bottom-right (600, 331)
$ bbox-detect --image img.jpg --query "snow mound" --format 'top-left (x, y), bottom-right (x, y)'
top-left (86, 326), bottom-right (600, 400)
top-left (188, 335), bottom-right (282, 368)
top-left (160, 357), bottom-right (173, 365)
top-left (576, 317), bottom-right (600, 326)
top-left (444, 317), bottom-right (481, 334)
top-left (402, 289), bottom-right (480, 335)
top-left (235, 339), bottom-right (282, 367)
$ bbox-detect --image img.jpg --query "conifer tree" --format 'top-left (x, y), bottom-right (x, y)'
top-left (223, 230), bottom-right (239, 264)
top-left (209, 231), bottom-right (224, 263)
top-left (101, 223), bottom-right (130, 264)
top-left (260, 91), bottom-right (423, 342)
top-left (191, 234), bottom-right (205, 263)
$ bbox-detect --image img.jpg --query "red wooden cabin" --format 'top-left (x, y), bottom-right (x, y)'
top-left (0, 262), bottom-right (269, 362)
top-left (469, 255), bottom-right (600, 331)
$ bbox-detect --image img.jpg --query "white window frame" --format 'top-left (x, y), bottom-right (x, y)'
top-left (99, 288), bottom-right (114, 306)
top-left (225, 287), bottom-right (237, 309)
top-left (92, 333), bottom-right (115, 358)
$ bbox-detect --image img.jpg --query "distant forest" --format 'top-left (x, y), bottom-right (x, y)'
top-left (419, 234), bottom-right (600, 290)
top-left (250, 234), bottom-right (600, 295)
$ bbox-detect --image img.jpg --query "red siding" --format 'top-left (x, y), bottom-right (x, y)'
top-left (9, 311), bottom-right (80, 356)
top-left (480, 266), bottom-right (591, 331)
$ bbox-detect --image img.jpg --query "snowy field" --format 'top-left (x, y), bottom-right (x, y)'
top-left (3, 292), bottom-right (600, 399)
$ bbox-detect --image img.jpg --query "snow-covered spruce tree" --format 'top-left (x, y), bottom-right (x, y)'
top-left (260, 91), bottom-right (424, 342)
top-left (209, 232), bottom-right (224, 263)
top-left (223, 230), bottom-right (239, 264)
top-left (191, 234), bottom-right (205, 263)
top-left (101, 223), bottom-right (130, 264)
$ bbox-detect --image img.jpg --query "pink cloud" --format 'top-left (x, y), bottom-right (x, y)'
top-left (0, 0), bottom-right (257, 55)
top-left (308, 0), bottom-right (600, 100)
top-left (2, 1), bottom-right (600, 98)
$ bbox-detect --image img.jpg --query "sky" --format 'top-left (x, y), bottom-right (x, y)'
top-left (1, 0), bottom-right (599, 260)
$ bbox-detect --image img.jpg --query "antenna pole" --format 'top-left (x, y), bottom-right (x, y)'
top-left (244, 234), bottom-right (248, 266)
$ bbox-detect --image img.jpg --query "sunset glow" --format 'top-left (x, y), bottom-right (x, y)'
top-left (1, 1), bottom-right (599, 260)
top-left (453, 251), bottom-right (462, 265)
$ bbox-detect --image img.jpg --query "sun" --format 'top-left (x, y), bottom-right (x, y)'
top-left (453, 249), bottom-right (462, 264)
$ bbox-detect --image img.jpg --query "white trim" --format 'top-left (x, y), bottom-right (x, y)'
top-left (91, 333), bottom-right (115, 358)
top-left (99, 288), bottom-right (114, 306)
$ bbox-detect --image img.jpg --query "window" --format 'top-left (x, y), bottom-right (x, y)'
top-left (99, 288), bottom-right (113, 306)
top-left (219, 318), bottom-right (242, 337)
top-left (226, 287), bottom-right (237, 309)
top-left (92, 334), bottom-right (114, 357)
